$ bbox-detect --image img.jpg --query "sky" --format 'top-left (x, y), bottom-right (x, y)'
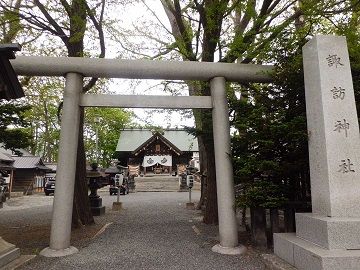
top-left (106, 1), bottom-right (196, 128)
top-left (109, 78), bottom-right (195, 128)
top-left (15, 1), bottom-right (196, 129)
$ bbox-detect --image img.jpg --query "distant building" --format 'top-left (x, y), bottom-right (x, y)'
top-left (0, 152), bottom-right (14, 187)
top-left (115, 129), bottom-right (199, 175)
top-left (44, 162), bottom-right (57, 179)
top-left (0, 151), bottom-right (14, 171)
top-left (11, 156), bottom-right (51, 194)
top-left (0, 146), bottom-right (51, 194)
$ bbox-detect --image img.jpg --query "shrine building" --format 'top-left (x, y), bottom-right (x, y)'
top-left (115, 129), bottom-right (199, 175)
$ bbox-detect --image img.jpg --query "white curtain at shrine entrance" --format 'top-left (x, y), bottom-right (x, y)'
top-left (142, 155), bottom-right (172, 167)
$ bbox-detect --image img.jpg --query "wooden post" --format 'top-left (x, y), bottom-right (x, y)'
top-left (269, 208), bottom-right (280, 246)
top-left (9, 170), bottom-right (14, 198)
top-left (284, 207), bottom-right (295, 232)
top-left (250, 207), bottom-right (267, 247)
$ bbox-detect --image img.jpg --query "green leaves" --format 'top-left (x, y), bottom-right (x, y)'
top-left (84, 107), bottom-right (133, 168)
top-left (0, 100), bottom-right (32, 153)
top-left (231, 41), bottom-right (309, 204)
top-left (236, 180), bottom-right (287, 208)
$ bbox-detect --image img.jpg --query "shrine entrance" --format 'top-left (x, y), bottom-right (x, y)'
top-left (116, 128), bottom-right (199, 176)
top-left (10, 56), bottom-right (272, 257)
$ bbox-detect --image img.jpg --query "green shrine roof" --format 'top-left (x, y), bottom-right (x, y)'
top-left (116, 129), bottom-right (198, 152)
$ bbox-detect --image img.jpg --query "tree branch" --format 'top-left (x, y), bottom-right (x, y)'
top-left (141, 0), bottom-right (174, 37)
top-left (59, 0), bottom-right (71, 15)
top-left (83, 0), bottom-right (107, 92)
top-left (161, 0), bottom-right (196, 60)
top-left (241, 10), bottom-right (303, 63)
top-left (85, 1), bottom-right (105, 58)
top-left (33, 0), bottom-right (69, 45)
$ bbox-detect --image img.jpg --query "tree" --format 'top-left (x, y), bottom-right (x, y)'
top-left (0, 101), bottom-right (32, 153)
top-left (22, 77), bottom-right (63, 161)
top-left (0, 0), bottom-right (108, 227)
top-left (123, 0), bottom-right (357, 224)
top-left (231, 42), bottom-right (310, 206)
top-left (84, 107), bottom-right (133, 168)
top-left (21, 74), bottom-right (133, 166)
top-left (0, 0), bottom-right (32, 154)
top-left (231, 2), bottom-right (360, 210)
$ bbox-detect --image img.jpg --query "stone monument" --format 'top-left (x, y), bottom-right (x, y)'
top-left (274, 35), bottom-right (360, 269)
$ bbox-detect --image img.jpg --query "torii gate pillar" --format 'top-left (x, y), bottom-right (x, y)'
top-left (210, 77), bottom-right (246, 255)
top-left (40, 73), bottom-right (83, 257)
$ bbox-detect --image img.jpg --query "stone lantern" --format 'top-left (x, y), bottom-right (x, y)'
top-left (87, 163), bottom-right (105, 216)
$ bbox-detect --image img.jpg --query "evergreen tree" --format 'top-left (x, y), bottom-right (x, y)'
top-left (231, 42), bottom-right (310, 206)
top-left (0, 101), bottom-right (31, 154)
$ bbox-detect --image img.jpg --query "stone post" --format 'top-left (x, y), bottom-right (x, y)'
top-left (40, 73), bottom-right (82, 257)
top-left (274, 35), bottom-right (360, 270)
top-left (210, 77), bottom-right (246, 255)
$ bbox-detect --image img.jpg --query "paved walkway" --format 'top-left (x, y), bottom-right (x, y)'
top-left (134, 175), bottom-right (180, 192)
top-left (134, 175), bottom-right (200, 192)
top-left (13, 192), bottom-right (265, 270)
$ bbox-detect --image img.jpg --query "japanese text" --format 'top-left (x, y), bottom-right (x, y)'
top-left (330, 87), bottom-right (345, 100)
top-left (334, 119), bottom-right (350, 137)
top-left (338, 158), bottom-right (355, 173)
top-left (326, 54), bottom-right (344, 68)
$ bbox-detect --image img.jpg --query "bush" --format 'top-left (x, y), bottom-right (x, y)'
top-left (236, 180), bottom-right (287, 208)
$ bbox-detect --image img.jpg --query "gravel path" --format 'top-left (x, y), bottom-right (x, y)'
top-left (0, 194), bottom-right (53, 226)
top-left (5, 191), bottom-right (265, 270)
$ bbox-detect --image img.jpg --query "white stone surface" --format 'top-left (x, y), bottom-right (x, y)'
top-left (296, 213), bottom-right (360, 249)
top-left (39, 246), bottom-right (78, 257)
top-left (11, 56), bottom-right (273, 82)
top-left (0, 237), bottom-right (16, 255)
top-left (274, 35), bottom-right (360, 270)
top-left (80, 94), bottom-right (213, 109)
top-left (45, 73), bottom-right (83, 253)
top-left (0, 237), bottom-right (20, 268)
top-left (322, 256), bottom-right (360, 270)
top-left (211, 244), bottom-right (247, 255)
top-left (0, 248), bottom-right (20, 268)
top-left (303, 35), bottom-right (360, 218)
top-left (273, 233), bottom-right (295, 265)
top-left (275, 233), bottom-right (360, 270)
top-left (293, 245), bottom-right (323, 270)
top-left (211, 77), bottom-right (239, 249)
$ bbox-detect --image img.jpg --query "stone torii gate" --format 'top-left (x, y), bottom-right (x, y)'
top-left (11, 56), bottom-right (272, 257)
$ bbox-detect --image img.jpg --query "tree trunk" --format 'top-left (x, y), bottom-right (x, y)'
top-left (196, 132), bottom-right (207, 210)
top-left (202, 136), bottom-right (218, 224)
top-left (161, 2), bottom-right (221, 224)
top-left (197, 109), bottom-right (218, 224)
top-left (72, 108), bottom-right (94, 227)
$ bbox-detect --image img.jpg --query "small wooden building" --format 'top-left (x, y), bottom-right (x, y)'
top-left (11, 156), bottom-right (51, 194)
top-left (115, 129), bottom-right (199, 175)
